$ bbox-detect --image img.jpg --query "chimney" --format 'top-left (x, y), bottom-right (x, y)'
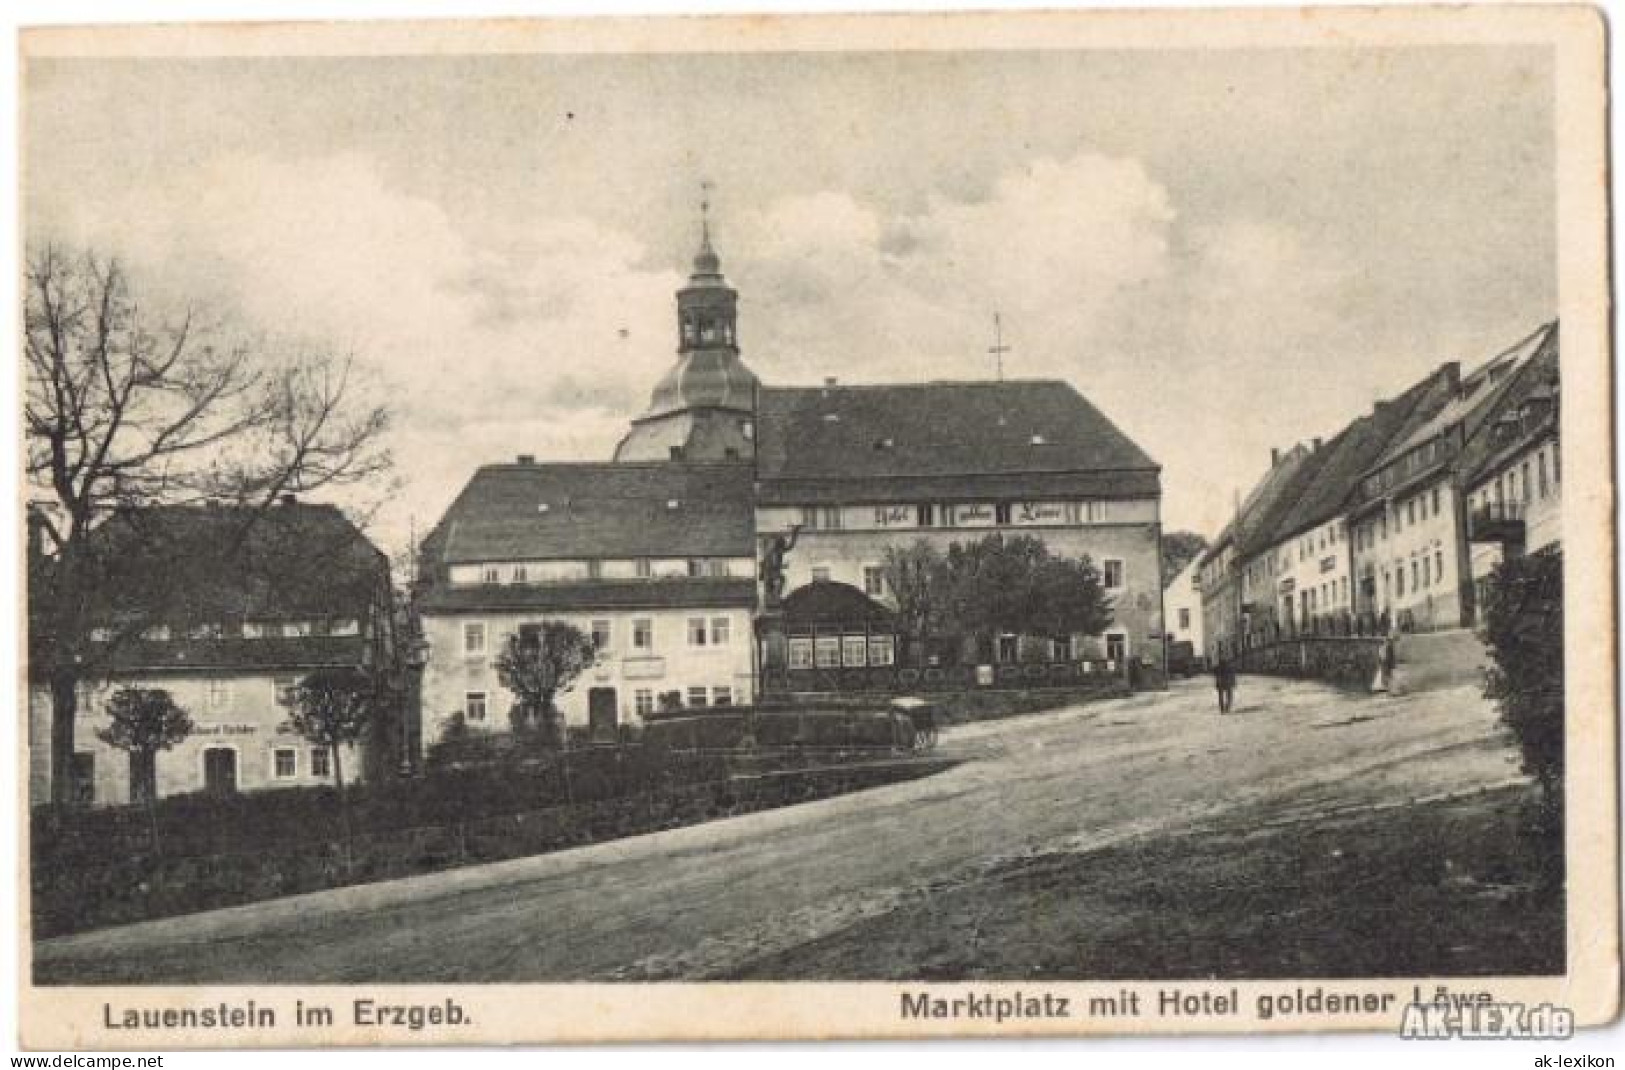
top-left (824, 377), bottom-right (838, 387)
top-left (516, 454), bottom-right (536, 465)
top-left (280, 493), bottom-right (297, 507)
top-left (1313, 437), bottom-right (1323, 452)
top-left (1270, 447), bottom-right (1280, 466)
top-left (1442, 361), bottom-right (1462, 393)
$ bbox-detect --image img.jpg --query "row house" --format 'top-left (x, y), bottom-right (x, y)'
top-left (1202, 319), bottom-right (1558, 650)
top-left (27, 500), bottom-right (395, 806)
top-left (1347, 323), bottom-right (1554, 631)
top-left (414, 462), bottom-right (757, 740)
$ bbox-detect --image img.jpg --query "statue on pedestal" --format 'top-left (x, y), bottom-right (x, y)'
top-left (758, 524), bottom-right (803, 608)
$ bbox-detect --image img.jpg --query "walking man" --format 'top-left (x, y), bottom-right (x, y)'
top-left (1214, 656), bottom-right (1237, 714)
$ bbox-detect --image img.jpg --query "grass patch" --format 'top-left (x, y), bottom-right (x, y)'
top-left (729, 783), bottom-right (1562, 980)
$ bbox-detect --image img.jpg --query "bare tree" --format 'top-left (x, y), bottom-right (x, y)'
top-left (25, 245), bottom-right (392, 806)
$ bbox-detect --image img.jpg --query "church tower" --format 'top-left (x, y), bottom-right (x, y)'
top-left (613, 204), bottom-right (761, 463)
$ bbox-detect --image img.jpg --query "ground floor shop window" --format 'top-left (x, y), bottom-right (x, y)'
top-left (868, 635), bottom-right (895, 666)
top-left (842, 635), bottom-right (868, 667)
top-left (788, 637), bottom-right (814, 669)
top-left (815, 636), bottom-right (841, 668)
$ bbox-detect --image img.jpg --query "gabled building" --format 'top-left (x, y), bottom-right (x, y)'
top-left (27, 500), bottom-right (395, 806)
top-left (1460, 323), bottom-right (1562, 606)
top-left (1347, 323), bottom-right (1551, 630)
top-left (754, 379), bottom-right (1166, 677)
top-left (415, 461), bottom-right (758, 738)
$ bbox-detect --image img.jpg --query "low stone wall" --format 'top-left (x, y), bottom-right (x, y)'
top-left (1236, 635), bottom-right (1383, 689)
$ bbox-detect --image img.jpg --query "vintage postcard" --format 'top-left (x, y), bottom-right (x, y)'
top-left (15, 6), bottom-right (1616, 1047)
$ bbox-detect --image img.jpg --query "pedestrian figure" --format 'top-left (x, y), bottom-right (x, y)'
top-left (1214, 657), bottom-right (1237, 714)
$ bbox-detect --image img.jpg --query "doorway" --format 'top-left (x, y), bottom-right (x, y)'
top-left (587, 687), bottom-right (618, 741)
top-left (203, 747), bottom-right (237, 796)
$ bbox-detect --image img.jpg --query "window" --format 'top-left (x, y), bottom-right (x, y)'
top-left (1064, 502), bottom-right (1083, 525)
top-left (994, 502), bottom-right (1013, 526)
top-left (310, 747), bottom-right (331, 778)
top-left (273, 748), bottom-right (297, 780)
top-left (863, 566), bottom-right (887, 598)
top-left (712, 686), bottom-right (733, 707)
top-left (273, 676), bottom-right (298, 706)
top-left (815, 636), bottom-right (841, 668)
top-left (916, 503), bottom-right (936, 528)
top-left (1396, 567), bottom-right (1405, 596)
top-left (788, 638), bottom-right (814, 669)
top-left (635, 558), bottom-right (652, 579)
top-left (329, 618), bottom-right (360, 637)
top-left (686, 686), bottom-right (709, 708)
top-left (1432, 487), bottom-right (1442, 515)
top-left (1102, 559), bottom-right (1125, 590)
top-left (482, 565), bottom-right (501, 583)
top-left (1521, 461), bottom-right (1532, 503)
top-left (686, 559), bottom-right (704, 578)
top-left (1407, 500), bottom-right (1417, 525)
top-left (284, 620), bottom-right (312, 638)
top-left (821, 506), bottom-right (842, 531)
top-left (591, 620), bottom-right (612, 651)
top-left (512, 565), bottom-right (529, 583)
top-left (688, 618), bottom-right (708, 647)
top-left (1422, 557), bottom-right (1431, 587)
top-left (462, 622), bottom-right (486, 656)
top-left (142, 624), bottom-right (171, 642)
top-left (869, 635), bottom-right (896, 666)
top-left (811, 565), bottom-right (832, 583)
top-left (465, 692), bottom-right (488, 723)
top-left (89, 626), bottom-right (114, 642)
top-left (800, 506), bottom-right (820, 529)
top-left (1538, 453), bottom-right (1550, 498)
top-left (633, 619), bottom-right (653, 650)
top-left (586, 560), bottom-right (603, 580)
top-left (1411, 560), bottom-right (1420, 590)
top-left (190, 622), bottom-right (223, 640)
top-left (634, 689), bottom-right (654, 717)
top-left (1105, 634), bottom-right (1127, 663)
top-left (842, 635), bottom-right (868, 667)
top-left (706, 559), bottom-right (729, 578)
top-left (1435, 549), bottom-right (1445, 581)
top-left (206, 679), bottom-right (231, 711)
top-left (1178, 608), bottom-right (1191, 630)
top-left (710, 617), bottom-right (731, 646)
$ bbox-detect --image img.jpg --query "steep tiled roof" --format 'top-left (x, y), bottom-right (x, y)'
top-left (421, 462), bottom-right (755, 567)
top-left (755, 380), bottom-right (1159, 504)
top-left (1459, 323), bottom-right (1561, 490)
top-left (32, 502), bottom-right (388, 675)
top-left (1372, 323), bottom-right (1553, 471)
top-left (1260, 366), bottom-right (1455, 547)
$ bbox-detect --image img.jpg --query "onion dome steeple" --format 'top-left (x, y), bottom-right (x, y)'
top-left (612, 190), bottom-right (762, 464)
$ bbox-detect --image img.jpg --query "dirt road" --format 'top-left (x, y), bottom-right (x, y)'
top-left (35, 674), bottom-right (1521, 983)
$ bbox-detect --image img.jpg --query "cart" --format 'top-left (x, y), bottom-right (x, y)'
top-left (890, 696), bottom-right (939, 752)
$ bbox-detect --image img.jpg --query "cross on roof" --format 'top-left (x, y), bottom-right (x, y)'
top-left (988, 312), bottom-right (1012, 381)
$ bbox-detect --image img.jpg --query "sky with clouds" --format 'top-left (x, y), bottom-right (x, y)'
top-left (24, 46), bottom-right (1555, 555)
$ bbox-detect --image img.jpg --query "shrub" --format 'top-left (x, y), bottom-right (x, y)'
top-left (1480, 549), bottom-right (1564, 885)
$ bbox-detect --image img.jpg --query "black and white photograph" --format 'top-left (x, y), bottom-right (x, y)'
top-left (13, 6), bottom-right (1616, 1047)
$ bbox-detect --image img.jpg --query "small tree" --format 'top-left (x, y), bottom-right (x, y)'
top-left (493, 622), bottom-right (599, 745)
top-left (95, 687), bottom-right (193, 851)
top-left (934, 534), bottom-right (1115, 661)
top-left (882, 540), bottom-right (947, 661)
top-left (285, 666), bottom-right (379, 869)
